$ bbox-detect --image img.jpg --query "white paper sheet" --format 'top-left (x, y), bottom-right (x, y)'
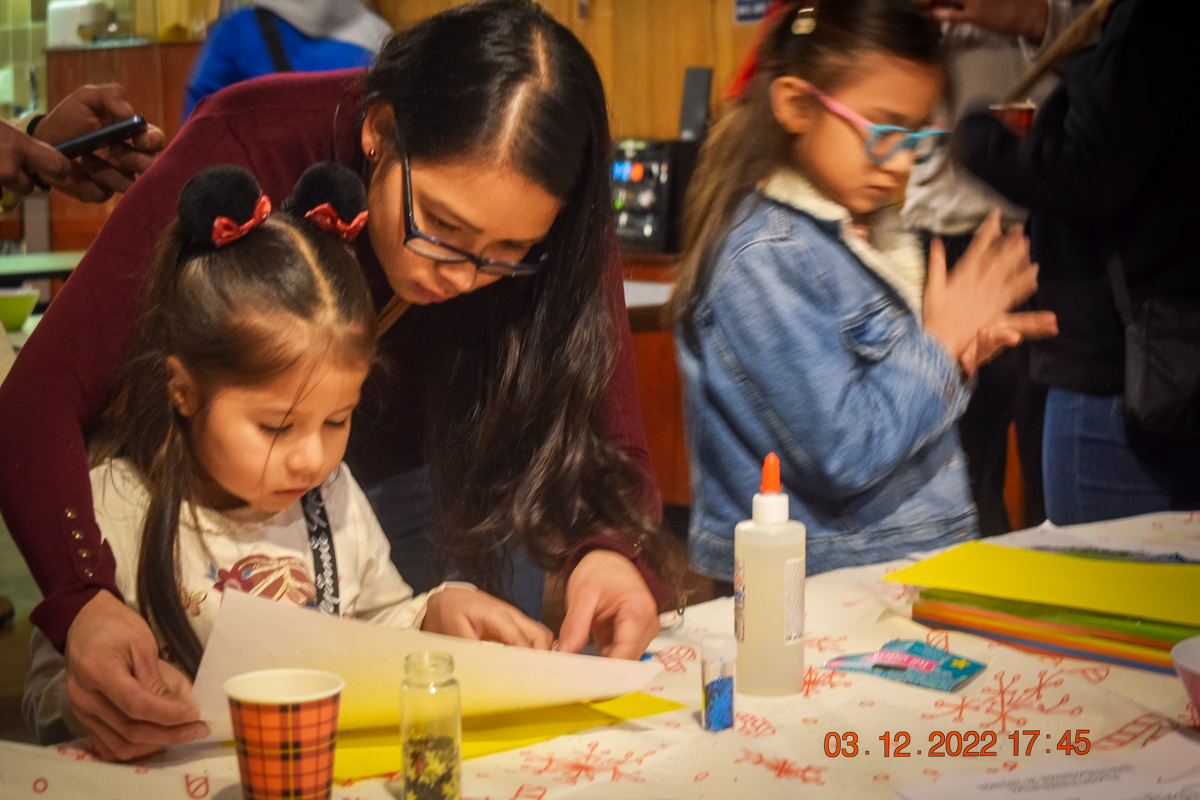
top-left (994, 512), bottom-right (1200, 562)
top-left (896, 732), bottom-right (1200, 800)
top-left (192, 591), bottom-right (662, 742)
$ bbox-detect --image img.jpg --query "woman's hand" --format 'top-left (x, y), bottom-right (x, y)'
top-left (421, 586), bottom-right (554, 649)
top-left (924, 210), bottom-right (1041, 364)
top-left (64, 590), bottom-right (208, 762)
top-left (31, 83), bottom-right (166, 203)
top-left (556, 550), bottom-right (659, 660)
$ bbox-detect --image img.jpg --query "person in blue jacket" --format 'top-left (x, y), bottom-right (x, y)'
top-left (184, 0), bottom-right (391, 120)
top-left (672, 0), bottom-right (1056, 582)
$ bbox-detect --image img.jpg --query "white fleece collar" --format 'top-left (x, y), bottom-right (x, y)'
top-left (759, 170), bottom-right (926, 316)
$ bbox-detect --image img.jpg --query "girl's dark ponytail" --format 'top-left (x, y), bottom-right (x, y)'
top-left (137, 423), bottom-right (204, 676)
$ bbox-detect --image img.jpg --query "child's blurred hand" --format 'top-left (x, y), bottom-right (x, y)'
top-left (421, 586), bottom-right (554, 650)
top-left (959, 310), bottom-right (1059, 379)
top-left (924, 210), bottom-right (1043, 366)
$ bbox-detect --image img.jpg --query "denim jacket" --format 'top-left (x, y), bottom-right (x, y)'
top-left (677, 171), bottom-right (978, 581)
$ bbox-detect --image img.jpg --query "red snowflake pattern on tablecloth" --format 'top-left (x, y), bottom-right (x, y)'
top-left (1181, 704), bottom-right (1199, 729)
top-left (654, 645), bottom-right (697, 674)
top-left (803, 666), bottom-right (852, 697)
top-left (735, 712), bottom-right (777, 738)
top-left (804, 634), bottom-right (847, 654)
top-left (735, 749), bottom-right (827, 783)
top-left (922, 670), bottom-right (1082, 732)
top-left (1064, 665), bottom-right (1110, 684)
top-left (1093, 713), bottom-right (1179, 750)
top-left (464, 786), bottom-right (548, 800)
top-left (515, 741), bottom-right (658, 785)
top-left (842, 597), bottom-right (866, 607)
top-left (926, 630), bottom-right (950, 652)
top-left (877, 568), bottom-right (908, 601)
top-left (54, 743), bottom-right (97, 762)
top-left (184, 775), bottom-right (209, 798)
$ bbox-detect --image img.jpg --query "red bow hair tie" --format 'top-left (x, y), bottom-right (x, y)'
top-left (211, 194), bottom-right (272, 247)
top-left (305, 204), bottom-right (369, 241)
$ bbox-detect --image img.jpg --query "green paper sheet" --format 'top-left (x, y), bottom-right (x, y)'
top-left (883, 542), bottom-right (1200, 627)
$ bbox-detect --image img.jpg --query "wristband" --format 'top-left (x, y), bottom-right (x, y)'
top-left (24, 113), bottom-right (46, 139)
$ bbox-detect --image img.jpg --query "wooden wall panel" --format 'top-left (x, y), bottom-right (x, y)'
top-left (372, 1), bottom-right (762, 139)
top-left (609, 0), bottom-right (715, 139)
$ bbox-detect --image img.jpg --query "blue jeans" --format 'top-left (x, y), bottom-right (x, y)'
top-left (362, 468), bottom-right (546, 620)
top-left (1042, 388), bottom-right (1200, 525)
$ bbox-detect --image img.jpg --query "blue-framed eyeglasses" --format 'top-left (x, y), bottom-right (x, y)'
top-left (798, 80), bottom-right (948, 164)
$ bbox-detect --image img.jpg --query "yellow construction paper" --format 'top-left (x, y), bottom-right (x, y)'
top-left (883, 542), bottom-right (1200, 627)
top-left (331, 692), bottom-right (684, 783)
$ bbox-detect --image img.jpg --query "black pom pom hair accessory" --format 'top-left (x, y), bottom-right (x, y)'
top-left (176, 165), bottom-right (271, 249)
top-left (285, 161), bottom-right (369, 242)
top-left (176, 161), bottom-right (369, 250)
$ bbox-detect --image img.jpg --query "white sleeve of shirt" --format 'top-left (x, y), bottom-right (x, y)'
top-left (337, 464), bottom-right (453, 629)
top-left (22, 628), bottom-right (87, 745)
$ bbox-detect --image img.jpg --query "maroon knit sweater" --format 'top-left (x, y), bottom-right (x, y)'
top-left (0, 71), bottom-right (666, 650)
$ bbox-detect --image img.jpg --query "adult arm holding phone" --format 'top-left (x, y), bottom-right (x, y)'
top-left (3, 83), bottom-right (164, 207)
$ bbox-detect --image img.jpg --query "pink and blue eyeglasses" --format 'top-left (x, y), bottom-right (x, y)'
top-left (798, 80), bottom-right (948, 165)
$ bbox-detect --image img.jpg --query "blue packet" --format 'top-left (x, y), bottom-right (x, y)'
top-left (822, 639), bottom-right (984, 692)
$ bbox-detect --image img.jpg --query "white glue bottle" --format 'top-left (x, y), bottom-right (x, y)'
top-left (734, 452), bottom-right (806, 695)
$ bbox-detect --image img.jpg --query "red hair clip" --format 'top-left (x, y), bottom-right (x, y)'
top-left (212, 194), bottom-right (272, 247)
top-left (724, 0), bottom-right (792, 101)
top-left (305, 203), bottom-right (369, 242)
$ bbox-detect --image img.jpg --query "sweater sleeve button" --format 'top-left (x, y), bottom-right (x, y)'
top-left (78, 548), bottom-right (91, 559)
top-left (71, 529), bottom-right (84, 540)
top-left (65, 508), bottom-right (78, 519)
top-left (82, 568), bottom-right (94, 578)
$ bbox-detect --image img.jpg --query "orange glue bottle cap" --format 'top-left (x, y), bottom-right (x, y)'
top-left (761, 452), bottom-right (781, 493)
top-left (752, 453), bottom-right (788, 523)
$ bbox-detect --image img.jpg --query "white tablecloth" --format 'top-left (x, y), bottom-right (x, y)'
top-left (2, 514), bottom-right (1197, 799)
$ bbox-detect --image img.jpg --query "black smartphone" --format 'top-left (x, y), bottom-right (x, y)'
top-left (53, 115), bottom-right (148, 159)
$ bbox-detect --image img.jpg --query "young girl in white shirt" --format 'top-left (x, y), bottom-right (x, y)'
top-left (25, 162), bottom-right (551, 744)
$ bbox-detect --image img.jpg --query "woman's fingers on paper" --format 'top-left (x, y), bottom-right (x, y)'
top-left (125, 644), bottom-right (202, 725)
top-left (68, 677), bottom-right (205, 762)
top-left (597, 600), bottom-right (660, 660)
top-left (556, 589), bottom-right (600, 654)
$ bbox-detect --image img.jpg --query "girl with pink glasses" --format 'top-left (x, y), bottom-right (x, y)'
top-left (672, 0), bottom-right (1057, 582)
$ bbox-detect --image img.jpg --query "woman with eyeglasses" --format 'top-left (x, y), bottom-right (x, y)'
top-left (0, 0), bottom-right (675, 762)
top-left (671, 0), bottom-right (1056, 585)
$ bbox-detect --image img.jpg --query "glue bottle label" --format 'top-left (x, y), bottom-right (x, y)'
top-left (733, 557), bottom-right (745, 642)
top-left (784, 557), bottom-right (804, 644)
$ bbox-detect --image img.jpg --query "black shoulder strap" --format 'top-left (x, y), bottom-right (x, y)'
top-left (301, 489), bottom-right (340, 615)
top-left (1105, 251), bottom-right (1135, 326)
top-left (254, 7), bottom-right (293, 73)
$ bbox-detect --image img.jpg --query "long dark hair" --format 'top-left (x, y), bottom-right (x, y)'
top-left (93, 164), bottom-right (375, 677)
top-left (673, 0), bottom-right (944, 342)
top-left (363, 0), bottom-right (674, 597)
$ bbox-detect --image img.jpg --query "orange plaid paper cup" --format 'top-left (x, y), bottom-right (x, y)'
top-left (224, 669), bottom-right (345, 800)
